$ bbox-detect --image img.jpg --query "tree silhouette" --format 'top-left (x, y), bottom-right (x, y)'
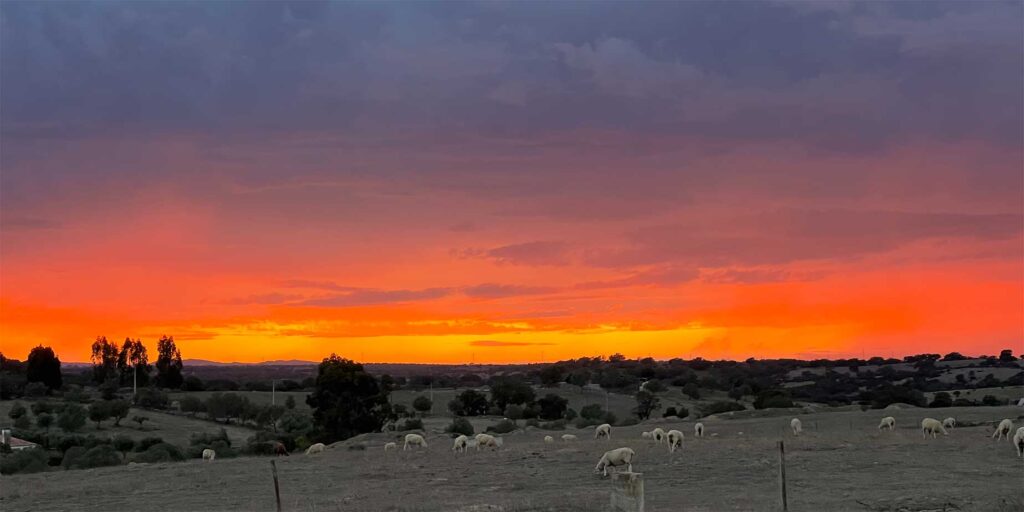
top-left (90, 336), bottom-right (120, 384)
top-left (26, 345), bottom-right (62, 390)
top-left (154, 336), bottom-right (183, 389)
top-left (306, 354), bottom-right (391, 442)
top-left (117, 338), bottom-right (151, 387)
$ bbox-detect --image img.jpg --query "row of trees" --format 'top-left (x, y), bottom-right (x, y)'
top-left (90, 335), bottom-right (184, 389)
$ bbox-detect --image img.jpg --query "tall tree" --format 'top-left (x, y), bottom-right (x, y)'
top-left (154, 336), bottom-right (183, 389)
top-left (26, 345), bottom-right (62, 390)
top-left (117, 338), bottom-right (151, 387)
top-left (306, 354), bottom-right (391, 442)
top-left (90, 336), bottom-right (119, 384)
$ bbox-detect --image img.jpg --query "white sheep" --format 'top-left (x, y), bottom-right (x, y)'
top-left (384, 442), bottom-right (398, 452)
top-left (878, 416), bottom-right (896, 431)
top-left (640, 431), bottom-right (652, 441)
top-left (942, 417), bottom-right (956, 430)
top-left (790, 418), bottom-right (802, 436)
top-left (561, 434), bottom-right (578, 442)
top-left (694, 423), bottom-right (705, 437)
top-left (594, 447), bottom-right (635, 477)
top-left (475, 433), bottom-right (501, 450)
top-left (594, 423), bottom-right (612, 440)
top-left (403, 433), bottom-right (428, 450)
top-left (452, 435), bottom-right (469, 453)
top-left (1013, 427), bottom-right (1024, 457)
top-left (993, 419), bottom-right (1013, 440)
top-left (651, 427), bottom-right (666, 443)
top-left (666, 429), bottom-right (684, 453)
top-left (921, 418), bottom-right (948, 438)
top-left (305, 443), bottom-right (325, 455)
top-left (202, 448), bottom-right (216, 462)
top-left (544, 435), bottom-right (554, 444)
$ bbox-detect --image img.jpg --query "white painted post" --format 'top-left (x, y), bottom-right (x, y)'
top-left (610, 471), bottom-right (644, 512)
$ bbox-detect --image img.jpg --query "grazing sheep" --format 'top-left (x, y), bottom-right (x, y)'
top-left (305, 443), bottom-right (326, 455)
top-left (273, 442), bottom-right (290, 456)
top-left (594, 447), bottom-right (636, 477)
top-left (544, 435), bottom-right (554, 444)
top-left (403, 433), bottom-right (428, 450)
top-left (384, 442), bottom-right (398, 452)
top-left (641, 431), bottom-right (652, 441)
top-left (694, 423), bottom-right (705, 438)
top-left (452, 435), bottom-right (469, 453)
top-left (1013, 427), bottom-right (1024, 457)
top-left (475, 433), bottom-right (501, 450)
top-left (202, 449), bottom-right (215, 462)
top-left (666, 429), bottom-right (684, 453)
top-left (594, 423), bottom-right (612, 440)
top-left (993, 419), bottom-right (1014, 440)
top-left (790, 418), bottom-right (802, 436)
top-left (921, 418), bottom-right (948, 438)
top-left (562, 434), bottom-right (578, 442)
top-left (878, 417), bottom-right (896, 431)
top-left (651, 427), bottom-right (666, 444)
top-left (942, 417), bottom-right (956, 430)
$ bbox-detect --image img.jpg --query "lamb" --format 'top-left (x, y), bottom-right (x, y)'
top-left (694, 423), bottom-right (705, 438)
top-left (594, 423), bottom-right (612, 440)
top-left (921, 418), bottom-right (948, 438)
top-left (641, 431), bottom-right (652, 441)
top-left (993, 419), bottom-right (1013, 440)
top-left (403, 433), bottom-right (428, 450)
top-left (452, 435), bottom-right (469, 453)
top-left (942, 417), bottom-right (956, 430)
top-left (544, 435), bottom-right (554, 444)
top-left (790, 418), bottom-right (802, 436)
top-left (384, 442), bottom-right (398, 452)
top-left (651, 427), bottom-right (666, 444)
top-left (1013, 427), bottom-right (1024, 457)
top-left (475, 433), bottom-right (501, 450)
top-left (594, 447), bottom-right (635, 477)
top-left (562, 434), bottom-right (578, 442)
top-left (202, 448), bottom-right (216, 462)
top-left (878, 416), bottom-right (896, 431)
top-left (666, 429), bottom-right (684, 453)
top-left (273, 442), bottom-right (290, 456)
top-left (305, 442), bottom-right (326, 455)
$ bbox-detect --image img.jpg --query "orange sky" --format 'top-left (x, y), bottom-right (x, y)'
top-left (2, 3), bottom-right (1022, 364)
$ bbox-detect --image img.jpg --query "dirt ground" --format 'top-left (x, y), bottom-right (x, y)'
top-left (2, 405), bottom-right (1022, 512)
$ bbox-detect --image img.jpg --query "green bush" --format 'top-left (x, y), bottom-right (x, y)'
top-left (62, 444), bottom-right (121, 469)
top-left (135, 437), bottom-right (165, 452)
top-left (133, 442), bottom-right (185, 463)
top-left (137, 388), bottom-right (169, 409)
top-left (8, 402), bottom-right (27, 419)
top-left (397, 418), bottom-right (423, 431)
top-left (539, 419), bottom-right (566, 430)
top-left (57, 404), bottom-right (87, 432)
top-left (187, 440), bottom-right (236, 459)
top-left (700, 401), bottom-right (746, 417)
top-left (663, 407), bottom-right (678, 418)
top-left (189, 428), bottom-right (231, 448)
top-left (0, 448), bottom-right (49, 475)
top-left (486, 419), bottom-right (517, 434)
top-left (30, 401), bottom-right (54, 416)
top-left (445, 417), bottom-right (475, 436)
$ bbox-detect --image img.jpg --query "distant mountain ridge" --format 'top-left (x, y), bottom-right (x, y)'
top-left (182, 359), bottom-right (317, 366)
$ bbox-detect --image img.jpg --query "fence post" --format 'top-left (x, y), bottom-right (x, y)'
top-left (610, 471), bottom-right (644, 512)
top-left (270, 460), bottom-right (282, 512)
top-left (778, 440), bottom-right (788, 512)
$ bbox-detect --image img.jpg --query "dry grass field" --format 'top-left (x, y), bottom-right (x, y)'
top-left (3, 405), bottom-right (1022, 511)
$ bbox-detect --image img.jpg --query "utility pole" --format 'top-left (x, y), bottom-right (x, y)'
top-left (133, 363), bottom-right (137, 402)
top-left (272, 379), bottom-right (276, 406)
top-left (429, 381), bottom-right (434, 414)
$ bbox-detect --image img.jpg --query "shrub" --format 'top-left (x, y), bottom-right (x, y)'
top-left (179, 396), bottom-right (205, 417)
top-left (137, 388), bottom-right (169, 409)
top-left (24, 382), bottom-right (48, 398)
top-left (182, 376), bottom-right (205, 392)
top-left (30, 401), bottom-right (54, 416)
top-left (135, 437), bottom-right (165, 452)
top-left (63, 444), bottom-right (121, 469)
top-left (524, 418), bottom-right (540, 428)
top-left (278, 411), bottom-right (314, 436)
top-left (564, 408), bottom-right (577, 420)
top-left (113, 435), bottom-right (135, 456)
top-left (248, 431), bottom-right (296, 452)
top-left (445, 417), bottom-right (475, 437)
top-left (929, 392), bottom-right (953, 408)
top-left (753, 390), bottom-right (795, 409)
top-left (397, 418), bottom-right (424, 431)
top-left (448, 390), bottom-right (489, 416)
top-left (536, 394), bottom-right (569, 420)
top-left (682, 382), bottom-right (701, 399)
top-left (14, 415), bottom-right (31, 429)
top-left (412, 396), bottom-right (432, 415)
top-left (8, 402), bottom-right (27, 419)
top-left (0, 447), bottom-right (49, 475)
top-left (663, 407), bottom-right (678, 418)
top-left (616, 417), bottom-right (638, 427)
top-left (700, 401), bottom-right (746, 417)
top-left (486, 419), bottom-right (517, 434)
top-left (538, 419), bottom-right (566, 430)
top-left (187, 439), bottom-right (236, 459)
top-left (189, 428), bottom-right (231, 447)
top-left (36, 413), bottom-right (54, 432)
top-left (57, 404), bottom-right (87, 432)
top-left (981, 395), bottom-right (1004, 406)
top-left (579, 404), bottom-right (605, 420)
top-left (133, 442), bottom-right (185, 463)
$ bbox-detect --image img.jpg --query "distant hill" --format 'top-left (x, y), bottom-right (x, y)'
top-left (182, 359), bottom-right (317, 367)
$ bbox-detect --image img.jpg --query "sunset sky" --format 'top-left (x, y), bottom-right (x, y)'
top-left (1, 2), bottom-right (1021, 364)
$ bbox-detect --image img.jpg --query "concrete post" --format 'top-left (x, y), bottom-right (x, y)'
top-left (610, 471), bottom-right (644, 512)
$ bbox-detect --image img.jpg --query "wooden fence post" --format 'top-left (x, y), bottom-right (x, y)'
top-left (270, 460), bottom-right (282, 512)
top-left (778, 440), bottom-right (788, 512)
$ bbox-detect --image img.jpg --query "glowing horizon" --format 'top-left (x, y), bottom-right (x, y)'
top-left (2, 3), bottom-right (1022, 365)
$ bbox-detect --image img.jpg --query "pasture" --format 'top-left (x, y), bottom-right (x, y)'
top-left (3, 405), bottom-right (1022, 511)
